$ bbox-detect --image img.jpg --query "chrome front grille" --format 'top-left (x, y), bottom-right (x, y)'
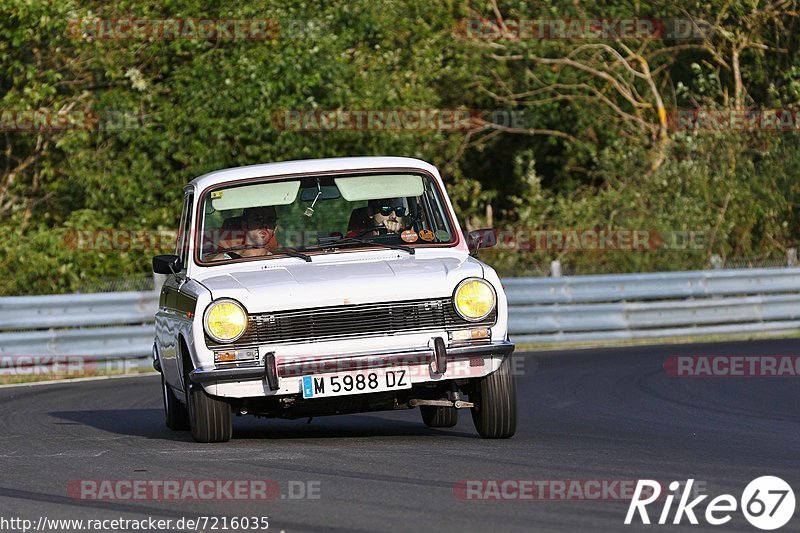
top-left (205, 298), bottom-right (497, 349)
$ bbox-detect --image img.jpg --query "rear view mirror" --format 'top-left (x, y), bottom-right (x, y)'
top-left (300, 185), bottom-right (341, 202)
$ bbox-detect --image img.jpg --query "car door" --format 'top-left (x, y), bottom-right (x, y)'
top-left (158, 190), bottom-right (194, 390)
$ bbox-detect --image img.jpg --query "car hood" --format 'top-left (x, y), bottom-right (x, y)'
top-left (197, 253), bottom-right (484, 313)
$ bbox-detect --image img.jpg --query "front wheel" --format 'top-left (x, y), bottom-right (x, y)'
top-left (420, 405), bottom-right (458, 428)
top-left (162, 372), bottom-right (189, 430)
top-left (470, 357), bottom-right (517, 439)
top-left (184, 361), bottom-right (232, 443)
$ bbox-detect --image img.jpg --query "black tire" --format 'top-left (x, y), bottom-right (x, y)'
top-left (161, 371), bottom-right (189, 430)
top-left (470, 357), bottom-right (517, 438)
top-left (420, 405), bottom-right (459, 428)
top-left (184, 355), bottom-right (232, 443)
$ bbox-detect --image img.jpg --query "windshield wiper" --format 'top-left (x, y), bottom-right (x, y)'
top-left (272, 247), bottom-right (313, 262)
top-left (321, 237), bottom-right (415, 255)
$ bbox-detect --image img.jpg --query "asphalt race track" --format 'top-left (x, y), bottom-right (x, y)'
top-left (0, 338), bottom-right (798, 532)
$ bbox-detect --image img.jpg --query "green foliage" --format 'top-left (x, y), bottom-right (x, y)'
top-left (0, 0), bottom-right (798, 293)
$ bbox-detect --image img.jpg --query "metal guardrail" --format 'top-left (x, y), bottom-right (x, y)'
top-left (0, 291), bottom-right (158, 360)
top-left (505, 268), bottom-right (800, 343)
top-left (0, 268), bottom-right (798, 364)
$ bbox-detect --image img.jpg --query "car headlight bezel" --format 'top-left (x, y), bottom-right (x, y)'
top-left (203, 298), bottom-right (248, 344)
top-left (453, 278), bottom-right (497, 322)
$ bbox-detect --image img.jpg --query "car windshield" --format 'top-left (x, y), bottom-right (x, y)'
top-left (197, 172), bottom-right (456, 264)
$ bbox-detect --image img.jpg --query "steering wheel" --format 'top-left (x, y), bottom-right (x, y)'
top-left (350, 224), bottom-right (387, 239)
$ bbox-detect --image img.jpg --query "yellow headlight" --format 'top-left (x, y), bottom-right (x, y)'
top-left (204, 300), bottom-right (247, 343)
top-left (454, 279), bottom-right (496, 321)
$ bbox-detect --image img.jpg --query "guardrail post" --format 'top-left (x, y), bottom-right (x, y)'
top-left (153, 273), bottom-right (168, 292)
top-left (550, 260), bottom-right (562, 277)
top-left (788, 248), bottom-right (797, 267)
top-left (710, 254), bottom-right (723, 269)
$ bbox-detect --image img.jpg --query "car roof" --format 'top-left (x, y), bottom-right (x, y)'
top-left (187, 156), bottom-right (442, 191)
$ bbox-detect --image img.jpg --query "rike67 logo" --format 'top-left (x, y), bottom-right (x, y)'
top-left (626, 477), bottom-right (795, 530)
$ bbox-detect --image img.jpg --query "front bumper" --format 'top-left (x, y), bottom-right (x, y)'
top-left (189, 340), bottom-right (515, 385)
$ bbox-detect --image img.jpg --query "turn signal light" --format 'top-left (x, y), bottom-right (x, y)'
top-left (449, 328), bottom-right (491, 342)
top-left (214, 348), bottom-right (259, 364)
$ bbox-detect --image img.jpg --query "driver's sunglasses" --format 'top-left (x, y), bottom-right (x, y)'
top-left (378, 206), bottom-right (406, 217)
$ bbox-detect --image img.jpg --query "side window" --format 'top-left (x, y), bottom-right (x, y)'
top-left (177, 192), bottom-right (194, 269)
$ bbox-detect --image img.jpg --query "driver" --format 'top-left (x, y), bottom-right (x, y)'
top-left (348, 198), bottom-right (407, 238)
top-left (206, 206), bottom-right (278, 261)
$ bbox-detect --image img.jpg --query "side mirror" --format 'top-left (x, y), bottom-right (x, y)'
top-left (466, 229), bottom-right (497, 256)
top-left (153, 254), bottom-right (182, 275)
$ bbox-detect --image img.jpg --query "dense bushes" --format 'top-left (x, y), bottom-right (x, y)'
top-left (1, 0), bottom-right (798, 294)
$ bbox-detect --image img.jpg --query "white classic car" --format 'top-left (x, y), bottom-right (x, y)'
top-left (152, 156), bottom-right (516, 442)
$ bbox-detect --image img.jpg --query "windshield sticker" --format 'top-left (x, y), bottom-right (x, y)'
top-left (401, 229), bottom-right (419, 243)
top-left (419, 229), bottom-right (435, 241)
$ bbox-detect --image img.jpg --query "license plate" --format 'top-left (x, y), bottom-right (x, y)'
top-left (301, 367), bottom-right (411, 399)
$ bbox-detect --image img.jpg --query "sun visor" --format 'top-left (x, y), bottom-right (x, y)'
top-left (210, 181), bottom-right (300, 210)
top-left (334, 174), bottom-right (424, 201)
